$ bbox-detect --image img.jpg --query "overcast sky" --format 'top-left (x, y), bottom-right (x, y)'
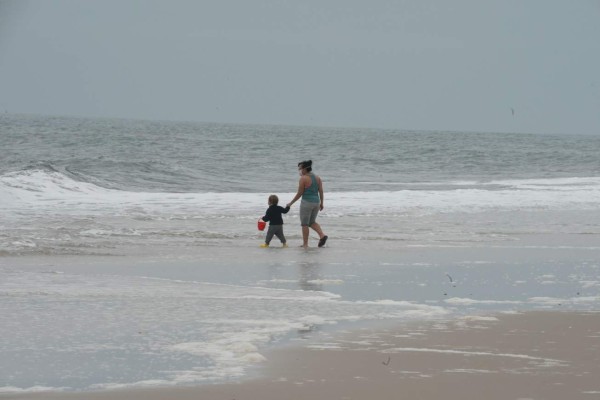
top-left (0, 0), bottom-right (599, 134)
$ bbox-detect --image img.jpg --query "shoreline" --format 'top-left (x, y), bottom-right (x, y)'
top-left (6, 310), bottom-right (600, 400)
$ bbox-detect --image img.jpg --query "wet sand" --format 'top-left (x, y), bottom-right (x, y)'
top-left (8, 311), bottom-right (600, 400)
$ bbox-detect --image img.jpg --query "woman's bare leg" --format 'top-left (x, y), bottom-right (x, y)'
top-left (302, 226), bottom-right (310, 247)
top-left (310, 222), bottom-right (325, 239)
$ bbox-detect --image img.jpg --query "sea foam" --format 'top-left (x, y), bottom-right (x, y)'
top-left (2, 169), bottom-right (600, 217)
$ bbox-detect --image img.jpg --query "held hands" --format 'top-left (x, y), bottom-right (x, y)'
top-left (286, 202), bottom-right (324, 210)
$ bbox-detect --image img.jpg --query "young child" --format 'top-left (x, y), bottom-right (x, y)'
top-left (260, 194), bottom-right (290, 248)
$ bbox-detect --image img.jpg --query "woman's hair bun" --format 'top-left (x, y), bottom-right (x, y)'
top-left (298, 160), bottom-right (313, 172)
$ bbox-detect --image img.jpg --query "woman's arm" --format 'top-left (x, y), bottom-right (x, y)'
top-left (286, 177), bottom-right (306, 208)
top-left (317, 176), bottom-right (324, 210)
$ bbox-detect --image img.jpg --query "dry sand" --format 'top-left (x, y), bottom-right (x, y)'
top-left (7, 311), bottom-right (600, 400)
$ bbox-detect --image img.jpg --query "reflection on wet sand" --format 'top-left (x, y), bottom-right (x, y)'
top-left (297, 261), bottom-right (323, 292)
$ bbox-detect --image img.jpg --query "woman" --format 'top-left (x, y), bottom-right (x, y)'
top-left (286, 160), bottom-right (328, 248)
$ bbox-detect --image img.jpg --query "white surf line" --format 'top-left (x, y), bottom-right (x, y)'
top-left (381, 347), bottom-right (566, 364)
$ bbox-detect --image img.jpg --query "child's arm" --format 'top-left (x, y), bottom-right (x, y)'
top-left (261, 209), bottom-right (271, 222)
top-left (281, 205), bottom-right (290, 214)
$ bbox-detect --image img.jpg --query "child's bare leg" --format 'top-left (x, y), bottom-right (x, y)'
top-left (310, 222), bottom-right (325, 239)
top-left (302, 226), bottom-right (310, 247)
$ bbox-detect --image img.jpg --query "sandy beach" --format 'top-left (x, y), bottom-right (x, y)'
top-left (7, 310), bottom-right (599, 400)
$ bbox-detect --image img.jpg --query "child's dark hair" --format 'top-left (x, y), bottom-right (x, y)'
top-left (268, 194), bottom-right (279, 205)
top-left (298, 160), bottom-right (312, 172)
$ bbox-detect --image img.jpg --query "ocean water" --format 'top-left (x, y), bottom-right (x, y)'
top-left (1, 114), bottom-right (600, 392)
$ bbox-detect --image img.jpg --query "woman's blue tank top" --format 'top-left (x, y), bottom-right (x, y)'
top-left (302, 174), bottom-right (320, 203)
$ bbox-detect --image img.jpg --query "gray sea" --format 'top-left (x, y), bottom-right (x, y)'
top-left (1, 114), bottom-right (599, 393)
